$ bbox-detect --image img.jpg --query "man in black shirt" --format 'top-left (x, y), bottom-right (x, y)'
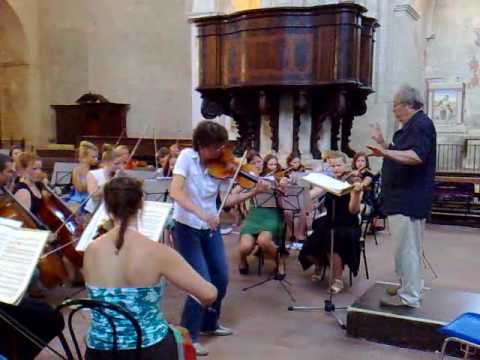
top-left (368, 85), bottom-right (436, 308)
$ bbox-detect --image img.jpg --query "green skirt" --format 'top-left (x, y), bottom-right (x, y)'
top-left (239, 207), bottom-right (283, 244)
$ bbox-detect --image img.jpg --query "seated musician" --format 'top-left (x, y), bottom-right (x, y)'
top-left (0, 154), bottom-right (14, 192)
top-left (115, 144), bottom-right (132, 170)
top-left (13, 152), bottom-right (45, 215)
top-left (0, 153), bottom-right (65, 360)
top-left (9, 144), bottom-right (23, 181)
top-left (156, 147), bottom-right (170, 176)
top-left (85, 145), bottom-right (123, 214)
top-left (286, 152), bottom-right (306, 173)
top-left (169, 141), bottom-right (181, 157)
top-left (239, 152), bottom-right (287, 276)
top-left (68, 141), bottom-right (99, 210)
top-left (351, 152), bottom-right (374, 191)
top-left (298, 152), bottom-right (363, 294)
top-left (83, 176), bottom-right (217, 359)
top-left (162, 153), bottom-right (178, 177)
top-left (284, 152), bottom-right (310, 243)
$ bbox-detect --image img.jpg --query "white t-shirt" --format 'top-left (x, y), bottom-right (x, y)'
top-left (85, 168), bottom-right (108, 213)
top-left (172, 148), bottom-right (222, 230)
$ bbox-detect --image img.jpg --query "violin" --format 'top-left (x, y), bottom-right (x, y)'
top-left (206, 148), bottom-right (260, 189)
top-left (0, 187), bottom-right (69, 288)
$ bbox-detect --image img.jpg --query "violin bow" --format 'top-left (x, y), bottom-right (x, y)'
top-left (114, 128), bottom-right (127, 147)
top-left (41, 125), bottom-right (152, 259)
top-left (153, 127), bottom-right (159, 171)
top-left (125, 124), bottom-right (150, 165)
top-left (216, 150), bottom-right (248, 217)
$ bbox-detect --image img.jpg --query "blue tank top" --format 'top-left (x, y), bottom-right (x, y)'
top-left (86, 281), bottom-right (169, 350)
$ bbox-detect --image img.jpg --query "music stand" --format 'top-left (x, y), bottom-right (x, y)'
top-left (242, 185), bottom-right (306, 304)
top-left (288, 193), bottom-right (348, 329)
top-left (142, 178), bottom-right (172, 202)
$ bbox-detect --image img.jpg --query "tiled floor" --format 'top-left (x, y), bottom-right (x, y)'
top-left (37, 223), bottom-right (479, 359)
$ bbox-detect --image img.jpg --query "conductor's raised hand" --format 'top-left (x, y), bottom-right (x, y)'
top-left (369, 122), bottom-right (386, 146)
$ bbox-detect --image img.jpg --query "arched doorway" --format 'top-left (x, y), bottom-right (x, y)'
top-left (0, 0), bottom-right (28, 144)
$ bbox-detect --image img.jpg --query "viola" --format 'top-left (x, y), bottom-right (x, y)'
top-left (0, 187), bottom-right (68, 288)
top-left (206, 148), bottom-right (260, 189)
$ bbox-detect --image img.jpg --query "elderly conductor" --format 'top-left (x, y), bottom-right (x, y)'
top-left (368, 85), bottom-right (436, 309)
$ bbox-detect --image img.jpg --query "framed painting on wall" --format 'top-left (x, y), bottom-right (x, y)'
top-left (427, 82), bottom-right (465, 128)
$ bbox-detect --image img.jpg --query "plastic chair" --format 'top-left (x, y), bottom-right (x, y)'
top-left (55, 298), bottom-right (143, 360)
top-left (437, 312), bottom-right (480, 359)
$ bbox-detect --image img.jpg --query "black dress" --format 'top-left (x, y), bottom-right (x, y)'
top-left (13, 181), bottom-right (44, 215)
top-left (299, 192), bottom-right (361, 276)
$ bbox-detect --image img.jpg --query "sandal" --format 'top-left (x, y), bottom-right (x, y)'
top-left (329, 279), bottom-right (344, 294)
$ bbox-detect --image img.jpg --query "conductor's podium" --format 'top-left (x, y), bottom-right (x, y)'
top-left (347, 282), bottom-right (480, 358)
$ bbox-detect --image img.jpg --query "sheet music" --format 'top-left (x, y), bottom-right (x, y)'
top-left (0, 217), bottom-right (23, 228)
top-left (0, 225), bottom-right (50, 305)
top-left (76, 201), bottom-right (173, 252)
top-left (302, 173), bottom-right (353, 196)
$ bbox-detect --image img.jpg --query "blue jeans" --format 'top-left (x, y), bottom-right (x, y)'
top-left (173, 221), bottom-right (229, 342)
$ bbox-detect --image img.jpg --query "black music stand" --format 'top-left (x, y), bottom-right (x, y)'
top-left (242, 186), bottom-right (306, 305)
top-left (288, 194), bottom-right (348, 329)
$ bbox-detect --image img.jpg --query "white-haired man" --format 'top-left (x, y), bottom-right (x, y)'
top-left (368, 85), bottom-right (436, 308)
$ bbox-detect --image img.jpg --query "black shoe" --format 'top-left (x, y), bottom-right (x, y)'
top-left (239, 264), bottom-right (249, 275)
top-left (273, 272), bottom-right (286, 281)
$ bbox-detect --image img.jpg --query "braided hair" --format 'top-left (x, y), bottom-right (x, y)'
top-left (103, 177), bottom-right (143, 253)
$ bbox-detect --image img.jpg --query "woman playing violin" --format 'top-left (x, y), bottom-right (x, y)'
top-left (14, 152), bottom-right (45, 215)
top-left (351, 152), bottom-right (374, 190)
top-left (68, 141), bottom-right (98, 211)
top-left (299, 151), bottom-right (363, 294)
top-left (238, 151), bottom-right (287, 276)
top-left (169, 121), bottom-right (268, 357)
top-left (85, 145), bottom-right (123, 214)
top-left (286, 152), bottom-right (306, 173)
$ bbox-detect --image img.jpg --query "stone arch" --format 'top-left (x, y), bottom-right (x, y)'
top-left (0, 0), bottom-right (29, 143)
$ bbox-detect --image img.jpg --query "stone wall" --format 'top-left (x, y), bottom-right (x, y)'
top-left (3, 0), bottom-right (193, 147)
top-left (426, 0), bottom-right (480, 136)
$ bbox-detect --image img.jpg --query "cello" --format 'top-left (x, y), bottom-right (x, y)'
top-left (0, 187), bottom-right (68, 288)
top-left (37, 184), bottom-right (85, 269)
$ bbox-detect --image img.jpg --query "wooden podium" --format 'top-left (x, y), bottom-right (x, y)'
top-left (52, 102), bottom-right (129, 145)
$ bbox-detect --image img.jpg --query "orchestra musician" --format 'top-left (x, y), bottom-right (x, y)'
top-left (285, 152), bottom-right (306, 173)
top-left (169, 120), bottom-right (268, 357)
top-left (13, 152), bottom-right (46, 215)
top-left (238, 151), bottom-right (287, 276)
top-left (0, 153), bottom-right (65, 360)
top-left (67, 141), bottom-right (99, 211)
top-left (169, 141), bottom-right (181, 157)
top-left (298, 152), bottom-right (363, 293)
top-left (156, 147), bottom-right (170, 175)
top-left (9, 144), bottom-right (23, 181)
top-left (85, 145), bottom-right (123, 215)
top-left (83, 176), bottom-right (216, 360)
top-left (115, 144), bottom-right (132, 170)
top-left (162, 153), bottom-right (178, 178)
top-left (351, 152), bottom-right (374, 191)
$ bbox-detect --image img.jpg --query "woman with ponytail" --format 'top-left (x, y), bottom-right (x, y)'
top-left (83, 177), bottom-right (217, 360)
